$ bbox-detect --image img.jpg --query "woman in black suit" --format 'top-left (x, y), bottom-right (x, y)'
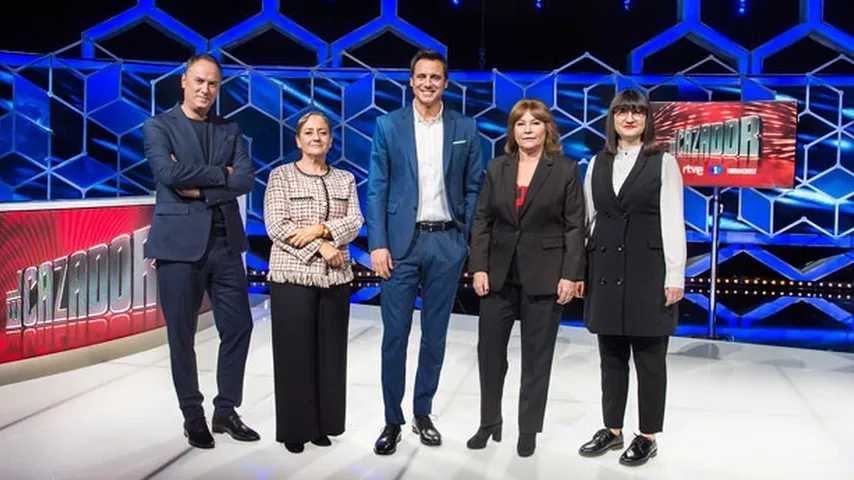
top-left (577, 89), bottom-right (686, 466)
top-left (467, 98), bottom-right (586, 457)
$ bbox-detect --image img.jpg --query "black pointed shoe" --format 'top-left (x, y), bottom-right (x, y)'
top-left (466, 423), bottom-right (503, 449)
top-left (619, 435), bottom-right (657, 466)
top-left (374, 424), bottom-right (402, 455)
top-left (211, 412), bottom-right (261, 442)
top-left (579, 428), bottom-right (624, 457)
top-left (184, 417), bottom-right (215, 449)
top-left (412, 415), bottom-right (442, 446)
top-left (311, 435), bottom-right (332, 447)
top-left (517, 433), bottom-right (536, 457)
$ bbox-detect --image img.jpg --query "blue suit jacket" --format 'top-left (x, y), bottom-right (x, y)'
top-left (367, 105), bottom-right (483, 259)
top-left (143, 106), bottom-right (254, 261)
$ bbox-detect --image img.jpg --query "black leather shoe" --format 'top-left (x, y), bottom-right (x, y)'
top-left (412, 415), bottom-right (442, 446)
top-left (374, 425), bottom-right (402, 455)
top-left (619, 435), bottom-right (657, 466)
top-left (517, 433), bottom-right (536, 457)
top-left (284, 442), bottom-right (305, 453)
top-left (184, 417), bottom-right (215, 449)
top-left (311, 435), bottom-right (332, 447)
top-left (466, 423), bottom-right (502, 449)
top-left (211, 412), bottom-right (261, 442)
top-left (579, 428), bottom-right (624, 457)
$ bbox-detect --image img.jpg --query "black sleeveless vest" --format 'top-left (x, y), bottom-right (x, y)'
top-left (583, 149), bottom-right (677, 336)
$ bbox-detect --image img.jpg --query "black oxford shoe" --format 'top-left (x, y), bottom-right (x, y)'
top-left (184, 417), bottom-right (215, 449)
top-left (579, 428), bottom-right (624, 457)
top-left (211, 412), bottom-right (261, 442)
top-left (374, 424), bottom-right (402, 455)
top-left (412, 415), bottom-right (442, 446)
top-left (619, 435), bottom-right (657, 466)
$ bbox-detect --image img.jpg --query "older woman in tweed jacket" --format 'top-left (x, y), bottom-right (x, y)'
top-left (264, 111), bottom-right (363, 453)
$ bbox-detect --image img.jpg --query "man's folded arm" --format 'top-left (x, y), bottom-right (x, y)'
top-left (201, 130), bottom-right (255, 206)
top-left (143, 118), bottom-right (227, 189)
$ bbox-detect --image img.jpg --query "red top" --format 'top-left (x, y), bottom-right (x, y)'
top-left (515, 184), bottom-right (529, 211)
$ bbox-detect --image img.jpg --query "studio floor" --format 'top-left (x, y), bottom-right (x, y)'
top-left (1, 300), bottom-right (853, 479)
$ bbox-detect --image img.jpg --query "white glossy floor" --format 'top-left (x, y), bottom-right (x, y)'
top-left (1, 300), bottom-right (853, 480)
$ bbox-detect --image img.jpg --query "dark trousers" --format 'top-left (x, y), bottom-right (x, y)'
top-left (477, 283), bottom-right (563, 434)
top-left (270, 282), bottom-right (350, 443)
top-left (156, 235), bottom-right (254, 421)
top-left (380, 229), bottom-right (468, 425)
top-left (598, 335), bottom-right (669, 434)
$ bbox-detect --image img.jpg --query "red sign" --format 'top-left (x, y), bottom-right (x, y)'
top-left (0, 201), bottom-right (163, 364)
top-left (652, 101), bottom-right (797, 188)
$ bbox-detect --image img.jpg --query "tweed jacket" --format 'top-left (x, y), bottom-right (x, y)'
top-left (264, 162), bottom-right (364, 287)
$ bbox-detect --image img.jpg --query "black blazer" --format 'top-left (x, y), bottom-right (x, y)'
top-left (143, 106), bottom-right (254, 261)
top-left (469, 153), bottom-right (586, 296)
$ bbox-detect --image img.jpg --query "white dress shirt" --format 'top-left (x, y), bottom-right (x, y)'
top-left (583, 146), bottom-right (687, 289)
top-left (413, 102), bottom-right (452, 222)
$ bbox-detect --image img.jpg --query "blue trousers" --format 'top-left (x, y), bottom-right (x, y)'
top-left (380, 228), bottom-right (468, 425)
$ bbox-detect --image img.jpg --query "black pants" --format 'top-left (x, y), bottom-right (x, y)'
top-left (156, 234), bottom-right (254, 421)
top-left (477, 283), bottom-right (563, 434)
top-left (598, 335), bottom-right (669, 434)
top-left (270, 281), bottom-right (350, 443)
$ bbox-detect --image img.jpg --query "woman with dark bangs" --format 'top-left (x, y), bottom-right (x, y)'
top-left (467, 98), bottom-right (586, 457)
top-left (578, 89), bottom-right (686, 466)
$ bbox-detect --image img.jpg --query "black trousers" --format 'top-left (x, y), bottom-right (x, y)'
top-left (598, 335), bottom-right (669, 434)
top-left (477, 283), bottom-right (563, 434)
top-left (270, 281), bottom-right (350, 443)
top-left (156, 234), bottom-right (254, 421)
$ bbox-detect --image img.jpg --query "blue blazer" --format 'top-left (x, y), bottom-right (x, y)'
top-left (143, 106), bottom-right (254, 261)
top-left (367, 105), bottom-right (483, 259)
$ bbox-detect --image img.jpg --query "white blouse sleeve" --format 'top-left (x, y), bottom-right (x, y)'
top-left (583, 155), bottom-right (597, 238)
top-left (660, 152), bottom-right (687, 289)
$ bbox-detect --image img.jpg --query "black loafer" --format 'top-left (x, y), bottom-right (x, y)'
top-left (412, 415), bottom-right (442, 446)
top-left (579, 428), bottom-right (624, 457)
top-left (212, 412), bottom-right (261, 442)
top-left (619, 435), bottom-right (657, 466)
top-left (374, 424), bottom-right (402, 455)
top-left (184, 417), bottom-right (215, 449)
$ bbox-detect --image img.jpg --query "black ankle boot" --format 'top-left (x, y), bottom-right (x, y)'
top-left (466, 423), bottom-right (502, 449)
top-left (517, 433), bottom-right (536, 457)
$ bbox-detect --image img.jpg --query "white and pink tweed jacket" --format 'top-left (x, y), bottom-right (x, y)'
top-left (264, 162), bottom-right (363, 287)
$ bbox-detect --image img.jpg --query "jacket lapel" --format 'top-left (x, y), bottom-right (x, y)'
top-left (501, 155), bottom-right (519, 225)
top-left (598, 152), bottom-right (619, 206)
top-left (442, 109), bottom-right (456, 176)
top-left (170, 106), bottom-right (206, 164)
top-left (400, 106), bottom-right (418, 180)
top-left (518, 154), bottom-right (553, 220)
top-left (209, 115), bottom-right (224, 166)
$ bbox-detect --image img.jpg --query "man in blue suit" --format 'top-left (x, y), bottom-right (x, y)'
top-left (143, 54), bottom-right (260, 449)
top-left (367, 49), bottom-right (484, 455)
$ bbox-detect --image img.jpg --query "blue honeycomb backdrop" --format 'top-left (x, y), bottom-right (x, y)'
top-left (0, 0), bottom-right (851, 340)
